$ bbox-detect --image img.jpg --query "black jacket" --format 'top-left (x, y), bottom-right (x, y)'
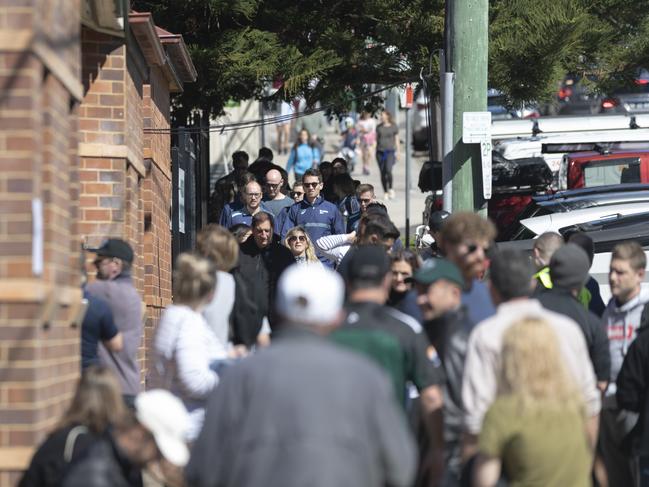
top-left (236, 237), bottom-right (294, 330)
top-left (19, 425), bottom-right (97, 487)
top-left (230, 272), bottom-right (262, 347)
top-left (538, 287), bottom-right (611, 382)
top-left (616, 302), bottom-right (649, 455)
top-left (62, 433), bottom-right (143, 487)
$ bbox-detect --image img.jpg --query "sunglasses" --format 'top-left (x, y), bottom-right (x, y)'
top-left (265, 182), bottom-right (281, 188)
top-left (465, 242), bottom-right (490, 254)
top-left (246, 193), bottom-right (262, 199)
top-left (291, 191), bottom-right (304, 198)
top-left (359, 198), bottom-right (372, 204)
top-left (288, 235), bottom-right (307, 243)
top-left (303, 182), bottom-right (319, 188)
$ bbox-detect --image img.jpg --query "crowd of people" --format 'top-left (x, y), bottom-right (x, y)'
top-left (18, 138), bottom-right (649, 487)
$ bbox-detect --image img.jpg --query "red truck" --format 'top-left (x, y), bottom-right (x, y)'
top-left (489, 145), bottom-right (649, 236)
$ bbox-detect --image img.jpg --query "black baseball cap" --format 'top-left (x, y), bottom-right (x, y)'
top-left (346, 245), bottom-right (390, 283)
top-left (428, 210), bottom-right (450, 233)
top-left (90, 238), bottom-right (134, 263)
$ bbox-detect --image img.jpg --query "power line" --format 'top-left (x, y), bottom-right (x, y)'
top-left (144, 80), bottom-right (409, 135)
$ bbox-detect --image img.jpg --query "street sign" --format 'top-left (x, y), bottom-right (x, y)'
top-left (480, 140), bottom-right (492, 199)
top-left (399, 83), bottom-right (414, 109)
top-left (462, 111), bottom-right (492, 143)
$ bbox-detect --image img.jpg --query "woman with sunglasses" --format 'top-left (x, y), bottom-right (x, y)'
top-left (284, 226), bottom-right (322, 267)
top-left (386, 250), bottom-right (424, 323)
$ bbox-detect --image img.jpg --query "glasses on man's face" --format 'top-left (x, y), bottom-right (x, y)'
top-left (291, 191), bottom-right (304, 198)
top-left (303, 182), bottom-right (319, 188)
top-left (266, 182), bottom-right (281, 189)
top-left (246, 192), bottom-right (262, 199)
top-left (359, 198), bottom-right (372, 204)
top-left (288, 235), bottom-right (307, 243)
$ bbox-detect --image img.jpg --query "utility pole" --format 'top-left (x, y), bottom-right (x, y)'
top-left (450, 0), bottom-right (489, 212)
top-left (405, 104), bottom-right (412, 247)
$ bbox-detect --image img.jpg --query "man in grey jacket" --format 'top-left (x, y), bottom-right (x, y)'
top-left (86, 238), bottom-right (143, 408)
top-left (600, 240), bottom-right (648, 487)
top-left (186, 264), bottom-right (417, 487)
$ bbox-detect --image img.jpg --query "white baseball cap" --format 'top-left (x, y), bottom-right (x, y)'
top-left (135, 389), bottom-right (191, 467)
top-left (276, 264), bottom-right (344, 326)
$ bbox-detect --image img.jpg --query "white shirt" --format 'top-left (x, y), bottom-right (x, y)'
top-left (315, 234), bottom-right (351, 266)
top-left (154, 304), bottom-right (224, 440)
top-left (462, 299), bottom-right (601, 435)
top-left (202, 271), bottom-right (236, 349)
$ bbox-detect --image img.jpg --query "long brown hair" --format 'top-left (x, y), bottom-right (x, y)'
top-left (58, 366), bottom-right (127, 434)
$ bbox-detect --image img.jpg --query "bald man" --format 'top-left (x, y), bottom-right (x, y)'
top-left (263, 169), bottom-right (293, 218)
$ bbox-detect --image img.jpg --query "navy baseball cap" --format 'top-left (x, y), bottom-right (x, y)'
top-left (90, 238), bottom-right (134, 263)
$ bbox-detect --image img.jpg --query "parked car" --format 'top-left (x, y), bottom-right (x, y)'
top-left (562, 149), bottom-right (649, 188)
top-left (490, 143), bottom-right (649, 236)
top-left (601, 69), bottom-right (649, 115)
top-left (515, 202), bottom-right (649, 240)
top-left (488, 89), bottom-right (540, 120)
top-left (554, 75), bottom-right (603, 115)
top-left (498, 184), bottom-right (649, 241)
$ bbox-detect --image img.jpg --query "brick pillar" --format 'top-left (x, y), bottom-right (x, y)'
top-left (141, 68), bottom-right (173, 383)
top-left (0, 1), bottom-right (82, 484)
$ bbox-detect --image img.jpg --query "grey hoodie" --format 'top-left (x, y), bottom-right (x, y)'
top-left (603, 288), bottom-right (649, 407)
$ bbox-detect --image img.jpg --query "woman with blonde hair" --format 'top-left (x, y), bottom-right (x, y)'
top-left (474, 317), bottom-right (591, 487)
top-left (154, 252), bottom-right (223, 441)
top-left (284, 226), bottom-right (322, 267)
top-left (20, 366), bottom-right (127, 487)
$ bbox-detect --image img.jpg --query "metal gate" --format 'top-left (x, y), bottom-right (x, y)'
top-left (171, 126), bottom-right (210, 262)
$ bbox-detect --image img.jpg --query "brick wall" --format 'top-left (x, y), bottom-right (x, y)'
top-left (1, 7), bottom-right (189, 484)
top-left (142, 67), bottom-right (173, 382)
top-left (0, 0), bottom-right (82, 483)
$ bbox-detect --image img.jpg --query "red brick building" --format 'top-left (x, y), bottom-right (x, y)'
top-left (0, 2), bottom-right (196, 484)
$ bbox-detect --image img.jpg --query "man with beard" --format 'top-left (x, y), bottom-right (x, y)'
top-left (410, 258), bottom-right (471, 486)
top-left (437, 212), bottom-right (497, 326)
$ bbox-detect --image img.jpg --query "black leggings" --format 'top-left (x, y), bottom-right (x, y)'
top-left (376, 150), bottom-right (396, 192)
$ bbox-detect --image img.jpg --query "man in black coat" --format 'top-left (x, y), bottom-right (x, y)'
top-left (237, 212), bottom-right (294, 332)
top-left (616, 302), bottom-right (649, 484)
top-left (537, 243), bottom-right (611, 391)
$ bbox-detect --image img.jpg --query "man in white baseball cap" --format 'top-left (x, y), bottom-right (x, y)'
top-left (63, 389), bottom-right (190, 487)
top-left (187, 264), bottom-right (417, 487)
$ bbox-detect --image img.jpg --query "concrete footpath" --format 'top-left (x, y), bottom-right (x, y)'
top-left (274, 110), bottom-right (430, 242)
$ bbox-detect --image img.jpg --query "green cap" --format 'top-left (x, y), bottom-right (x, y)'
top-left (408, 258), bottom-right (464, 288)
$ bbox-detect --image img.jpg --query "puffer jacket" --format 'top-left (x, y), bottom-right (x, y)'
top-left (604, 288), bottom-right (649, 405)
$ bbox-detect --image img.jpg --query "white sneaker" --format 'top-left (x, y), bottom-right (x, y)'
top-left (389, 189), bottom-right (396, 199)
top-left (384, 192), bottom-right (391, 200)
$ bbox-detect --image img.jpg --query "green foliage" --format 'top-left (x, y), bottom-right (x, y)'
top-left (135, 0), bottom-right (649, 123)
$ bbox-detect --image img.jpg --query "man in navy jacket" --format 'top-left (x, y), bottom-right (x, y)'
top-left (280, 168), bottom-right (344, 266)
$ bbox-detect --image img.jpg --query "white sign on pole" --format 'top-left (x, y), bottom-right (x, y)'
top-left (480, 140), bottom-right (493, 200)
top-left (462, 111), bottom-right (492, 143)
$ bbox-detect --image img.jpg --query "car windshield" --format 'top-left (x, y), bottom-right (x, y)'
top-left (583, 158), bottom-right (641, 187)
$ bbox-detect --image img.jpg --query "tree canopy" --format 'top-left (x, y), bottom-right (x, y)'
top-left (135, 0), bottom-right (649, 123)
